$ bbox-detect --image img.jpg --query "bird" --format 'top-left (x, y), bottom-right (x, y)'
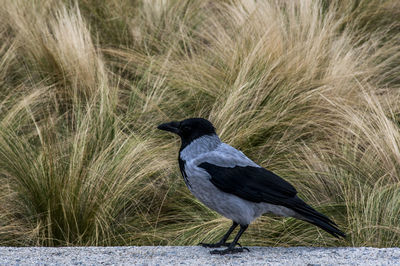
top-left (157, 117), bottom-right (345, 255)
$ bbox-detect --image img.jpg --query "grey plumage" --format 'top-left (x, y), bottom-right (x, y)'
top-left (158, 118), bottom-right (345, 255)
top-left (181, 134), bottom-right (298, 225)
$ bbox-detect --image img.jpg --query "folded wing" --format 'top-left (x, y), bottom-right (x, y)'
top-left (198, 162), bottom-right (297, 204)
top-left (198, 160), bottom-right (346, 238)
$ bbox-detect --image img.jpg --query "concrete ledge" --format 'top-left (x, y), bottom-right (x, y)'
top-left (1, 246), bottom-right (399, 265)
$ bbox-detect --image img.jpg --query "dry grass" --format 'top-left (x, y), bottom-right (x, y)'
top-left (0, 0), bottom-right (399, 247)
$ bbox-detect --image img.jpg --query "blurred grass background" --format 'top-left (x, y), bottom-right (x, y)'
top-left (0, 0), bottom-right (399, 247)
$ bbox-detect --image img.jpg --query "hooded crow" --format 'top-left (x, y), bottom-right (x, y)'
top-left (158, 118), bottom-right (345, 255)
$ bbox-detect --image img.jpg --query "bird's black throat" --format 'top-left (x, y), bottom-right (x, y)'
top-left (178, 157), bottom-right (191, 188)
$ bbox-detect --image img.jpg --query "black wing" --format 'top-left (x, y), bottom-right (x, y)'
top-left (198, 162), bottom-right (346, 238)
top-left (198, 162), bottom-right (297, 204)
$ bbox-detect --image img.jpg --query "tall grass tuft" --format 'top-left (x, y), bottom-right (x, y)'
top-left (0, 0), bottom-right (399, 246)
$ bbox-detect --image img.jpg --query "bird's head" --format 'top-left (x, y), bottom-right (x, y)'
top-left (157, 118), bottom-right (216, 147)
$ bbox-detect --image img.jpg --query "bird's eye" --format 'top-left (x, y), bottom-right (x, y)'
top-left (182, 125), bottom-right (191, 132)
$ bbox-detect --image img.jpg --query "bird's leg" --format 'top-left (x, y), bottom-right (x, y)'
top-left (199, 222), bottom-right (238, 248)
top-left (210, 224), bottom-right (250, 255)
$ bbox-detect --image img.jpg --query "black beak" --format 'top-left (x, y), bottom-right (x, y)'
top-left (157, 121), bottom-right (180, 134)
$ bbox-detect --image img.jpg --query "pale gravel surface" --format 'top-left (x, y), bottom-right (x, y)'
top-left (1, 246), bottom-right (400, 265)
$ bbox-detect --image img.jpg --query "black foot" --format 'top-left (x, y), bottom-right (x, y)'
top-left (210, 247), bottom-right (250, 255)
top-left (199, 242), bottom-right (242, 248)
top-left (199, 242), bottom-right (226, 248)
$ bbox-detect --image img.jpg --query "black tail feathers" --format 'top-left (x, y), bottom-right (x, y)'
top-left (289, 196), bottom-right (346, 238)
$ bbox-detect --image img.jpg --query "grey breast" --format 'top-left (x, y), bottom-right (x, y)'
top-left (179, 135), bottom-right (267, 224)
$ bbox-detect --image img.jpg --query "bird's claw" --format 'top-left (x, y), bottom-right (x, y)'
top-left (210, 247), bottom-right (250, 255)
top-left (199, 242), bottom-right (225, 248)
top-left (199, 242), bottom-right (242, 248)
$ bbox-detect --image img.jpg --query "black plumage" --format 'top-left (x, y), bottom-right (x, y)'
top-left (199, 162), bottom-right (345, 238)
top-left (158, 118), bottom-right (346, 255)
